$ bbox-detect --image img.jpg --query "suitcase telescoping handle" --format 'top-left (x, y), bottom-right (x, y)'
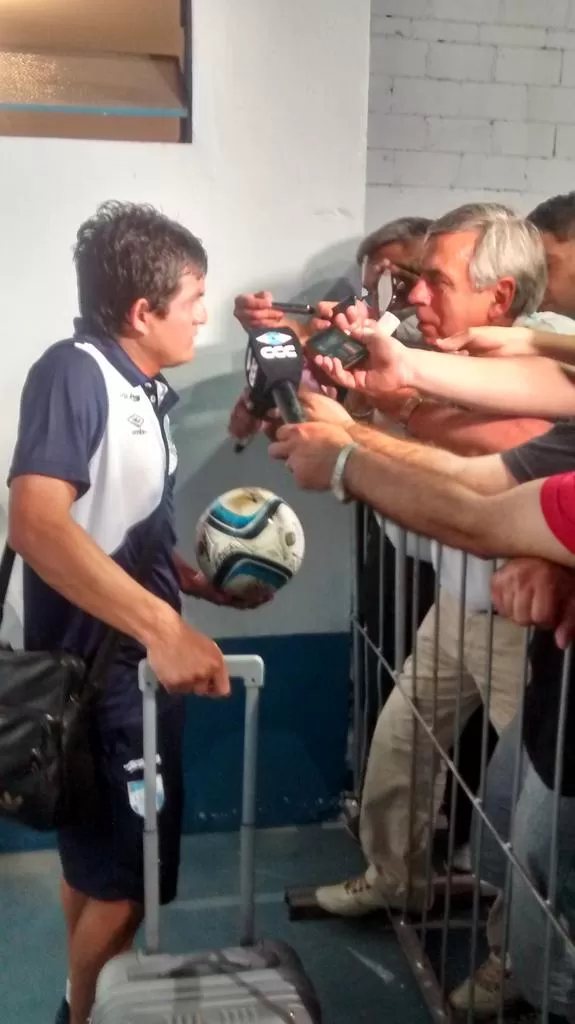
top-left (139, 655), bottom-right (265, 956)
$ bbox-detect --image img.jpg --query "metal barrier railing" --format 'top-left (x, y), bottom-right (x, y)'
top-left (350, 503), bottom-right (575, 1024)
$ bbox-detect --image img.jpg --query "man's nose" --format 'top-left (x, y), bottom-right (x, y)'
top-left (408, 277), bottom-right (429, 306)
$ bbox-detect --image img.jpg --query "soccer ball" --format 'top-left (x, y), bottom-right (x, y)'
top-left (195, 487), bottom-right (305, 597)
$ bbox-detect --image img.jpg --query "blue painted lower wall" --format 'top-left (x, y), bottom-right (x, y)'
top-left (183, 632), bottom-right (351, 831)
top-left (0, 631), bottom-right (351, 853)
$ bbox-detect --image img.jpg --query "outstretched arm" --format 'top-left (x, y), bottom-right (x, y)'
top-left (311, 319), bottom-right (575, 419)
top-left (268, 422), bottom-right (575, 566)
top-left (343, 448), bottom-right (571, 563)
top-left (409, 352), bottom-right (575, 419)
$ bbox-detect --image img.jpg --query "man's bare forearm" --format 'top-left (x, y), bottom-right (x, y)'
top-left (531, 331), bottom-right (575, 365)
top-left (342, 447), bottom-right (575, 568)
top-left (348, 403), bottom-right (539, 496)
top-left (408, 351), bottom-right (575, 418)
top-left (343, 447), bottom-right (491, 554)
top-left (10, 503), bottom-right (174, 646)
top-left (348, 420), bottom-right (470, 481)
top-left (348, 419), bottom-right (519, 494)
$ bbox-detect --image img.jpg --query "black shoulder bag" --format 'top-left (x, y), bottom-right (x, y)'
top-left (0, 530), bottom-right (164, 833)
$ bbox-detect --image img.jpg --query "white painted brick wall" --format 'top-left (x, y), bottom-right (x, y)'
top-left (427, 118), bottom-right (492, 154)
top-left (413, 20), bottom-right (479, 42)
top-left (479, 26), bottom-right (547, 47)
top-left (431, 0), bottom-right (501, 23)
top-left (549, 30), bottom-right (575, 49)
top-left (371, 37), bottom-right (428, 77)
top-left (369, 75), bottom-right (393, 113)
top-left (492, 121), bottom-right (556, 157)
top-left (367, 1), bottom-right (575, 228)
top-left (458, 154), bottom-right (527, 190)
top-left (561, 51), bottom-right (575, 85)
top-left (427, 42), bottom-right (495, 81)
top-left (556, 123), bottom-right (575, 157)
top-left (369, 113), bottom-right (427, 149)
top-left (500, 0), bottom-right (569, 29)
top-left (526, 158), bottom-right (575, 193)
top-left (528, 86), bottom-right (575, 123)
top-left (495, 47), bottom-right (562, 85)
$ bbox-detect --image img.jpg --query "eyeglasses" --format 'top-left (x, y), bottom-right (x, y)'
top-left (362, 258), bottom-right (421, 315)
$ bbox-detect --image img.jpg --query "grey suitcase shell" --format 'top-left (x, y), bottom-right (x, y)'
top-left (92, 655), bottom-right (321, 1023)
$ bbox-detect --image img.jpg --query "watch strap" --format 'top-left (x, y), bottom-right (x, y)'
top-left (330, 443), bottom-right (359, 502)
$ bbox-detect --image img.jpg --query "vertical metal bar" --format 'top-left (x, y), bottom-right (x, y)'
top-left (497, 628), bottom-right (530, 1024)
top-left (404, 535), bottom-right (421, 914)
top-left (351, 503), bottom-right (364, 794)
top-left (360, 505), bottom-right (371, 784)
top-left (421, 545), bottom-right (443, 943)
top-left (351, 619), bottom-right (362, 795)
top-left (395, 528), bottom-right (407, 674)
top-left (440, 553), bottom-right (468, 992)
top-left (467, 578), bottom-right (496, 1024)
top-left (239, 682), bottom-right (260, 946)
top-left (223, 655), bottom-right (265, 947)
top-left (140, 661), bottom-right (160, 956)
top-left (540, 644), bottom-right (572, 1022)
top-left (180, 0), bottom-right (193, 142)
top-left (376, 517), bottom-right (387, 712)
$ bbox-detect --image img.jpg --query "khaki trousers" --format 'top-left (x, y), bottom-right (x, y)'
top-left (360, 589), bottom-right (526, 905)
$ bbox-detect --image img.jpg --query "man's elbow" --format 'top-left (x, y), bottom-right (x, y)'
top-left (8, 476), bottom-right (77, 560)
top-left (446, 499), bottom-right (502, 560)
top-left (444, 529), bottom-right (496, 560)
top-left (8, 495), bottom-right (60, 563)
top-left (8, 502), bottom-right (42, 560)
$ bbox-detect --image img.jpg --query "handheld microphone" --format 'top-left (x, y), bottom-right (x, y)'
top-left (234, 327), bottom-right (306, 453)
top-left (246, 326), bottom-right (306, 422)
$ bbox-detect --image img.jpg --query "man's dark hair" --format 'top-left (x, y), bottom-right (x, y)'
top-left (356, 216), bottom-right (432, 265)
top-left (74, 201), bottom-right (208, 336)
top-left (528, 192), bottom-right (575, 242)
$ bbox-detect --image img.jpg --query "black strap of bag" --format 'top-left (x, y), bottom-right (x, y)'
top-left (0, 545), bottom-right (15, 621)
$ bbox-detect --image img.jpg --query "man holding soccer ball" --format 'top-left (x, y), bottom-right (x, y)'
top-left (7, 202), bottom-right (270, 1024)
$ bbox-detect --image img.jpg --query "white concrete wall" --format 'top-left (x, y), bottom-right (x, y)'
top-left (368, 0), bottom-right (575, 225)
top-left (0, 0), bottom-right (370, 641)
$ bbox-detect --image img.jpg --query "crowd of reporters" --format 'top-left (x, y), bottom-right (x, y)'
top-left (231, 193), bottom-right (575, 1022)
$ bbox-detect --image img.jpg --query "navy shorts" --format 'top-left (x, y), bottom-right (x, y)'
top-left (58, 706), bottom-right (184, 905)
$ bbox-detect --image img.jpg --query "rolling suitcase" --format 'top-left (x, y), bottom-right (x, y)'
top-left (92, 655), bottom-right (321, 1023)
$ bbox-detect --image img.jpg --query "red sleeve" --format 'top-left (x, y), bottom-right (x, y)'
top-left (540, 473), bottom-right (575, 555)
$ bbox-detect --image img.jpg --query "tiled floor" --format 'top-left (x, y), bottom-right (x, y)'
top-left (0, 825), bottom-right (432, 1023)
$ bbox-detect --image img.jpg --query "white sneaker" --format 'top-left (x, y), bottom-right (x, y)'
top-left (316, 874), bottom-right (390, 917)
top-left (449, 953), bottom-right (521, 1016)
top-left (451, 842), bottom-right (473, 874)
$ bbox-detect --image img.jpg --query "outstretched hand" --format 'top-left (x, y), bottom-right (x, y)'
top-left (310, 318), bottom-right (414, 395)
top-left (269, 422), bottom-right (354, 491)
top-left (434, 325), bottom-right (538, 359)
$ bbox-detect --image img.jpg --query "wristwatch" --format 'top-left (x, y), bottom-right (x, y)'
top-left (330, 443), bottom-right (359, 503)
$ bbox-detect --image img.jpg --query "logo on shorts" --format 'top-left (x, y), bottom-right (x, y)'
top-left (127, 776), bottom-right (165, 817)
top-left (123, 755), bottom-right (161, 775)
